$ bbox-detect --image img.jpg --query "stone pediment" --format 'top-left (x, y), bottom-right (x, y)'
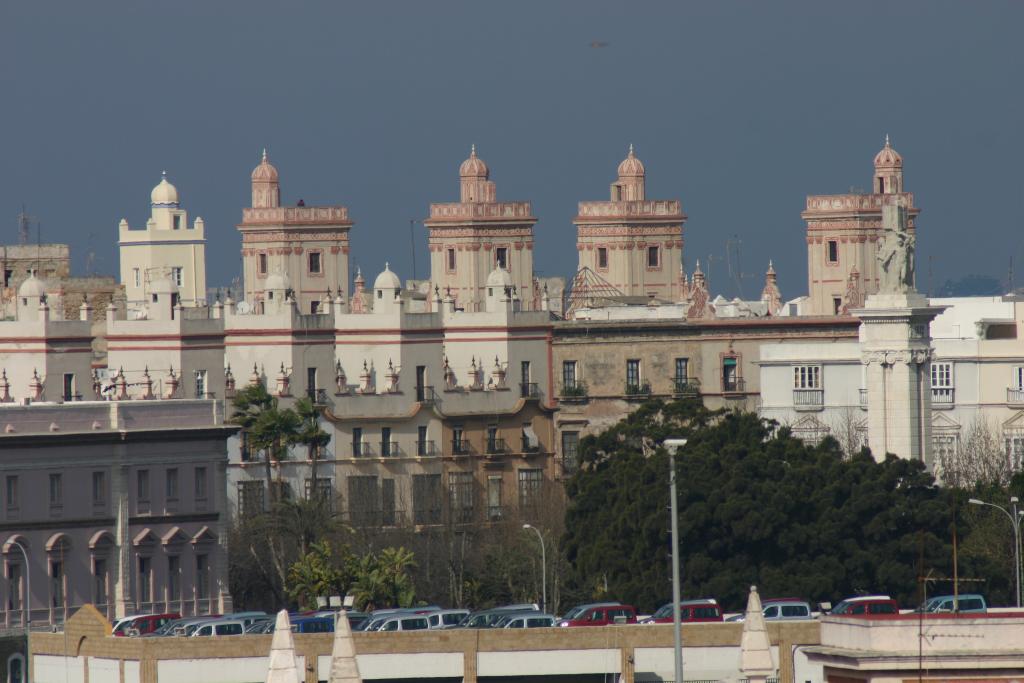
top-left (932, 412), bottom-right (961, 431)
top-left (1003, 411), bottom-right (1024, 431)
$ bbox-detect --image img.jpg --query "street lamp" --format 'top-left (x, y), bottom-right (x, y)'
top-left (522, 524), bottom-right (546, 614)
top-left (8, 538), bottom-right (30, 677)
top-left (663, 438), bottom-right (687, 683)
top-left (968, 496), bottom-right (1023, 607)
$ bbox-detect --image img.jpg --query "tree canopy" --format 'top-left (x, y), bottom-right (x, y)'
top-left (564, 399), bottom-right (1009, 611)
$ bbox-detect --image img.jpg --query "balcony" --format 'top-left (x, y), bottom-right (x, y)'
top-left (1008, 387), bottom-right (1024, 406)
top-left (415, 385), bottom-right (436, 404)
top-left (486, 438), bottom-right (509, 455)
top-left (415, 440), bottom-right (436, 457)
top-left (624, 382), bottom-right (652, 399)
top-left (487, 505), bottom-right (505, 522)
top-left (673, 377), bottom-right (701, 398)
top-left (793, 388), bottom-right (824, 411)
top-left (520, 382), bottom-right (540, 399)
top-left (306, 388), bottom-right (328, 404)
top-left (352, 442), bottom-right (373, 458)
top-left (931, 387), bottom-right (955, 409)
top-left (380, 441), bottom-right (399, 457)
top-left (859, 388), bottom-right (868, 410)
top-left (723, 377), bottom-right (746, 395)
top-left (451, 440), bottom-right (471, 456)
top-left (559, 381), bottom-right (588, 403)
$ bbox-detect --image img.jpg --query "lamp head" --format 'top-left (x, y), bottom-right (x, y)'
top-left (968, 499), bottom-right (983, 505)
top-left (663, 438), bottom-right (688, 453)
top-left (522, 524), bottom-right (532, 530)
top-left (1012, 496), bottom-right (1020, 504)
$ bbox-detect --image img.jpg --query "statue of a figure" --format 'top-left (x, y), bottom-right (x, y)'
top-left (877, 202), bottom-right (915, 294)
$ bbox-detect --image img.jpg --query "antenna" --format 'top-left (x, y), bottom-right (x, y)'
top-left (17, 204), bottom-right (36, 245)
top-left (409, 219), bottom-right (417, 281)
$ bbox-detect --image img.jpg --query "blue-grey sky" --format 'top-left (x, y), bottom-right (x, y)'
top-left (2, 1), bottom-right (1021, 299)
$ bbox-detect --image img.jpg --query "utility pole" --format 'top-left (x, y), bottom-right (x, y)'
top-left (663, 438), bottom-right (687, 683)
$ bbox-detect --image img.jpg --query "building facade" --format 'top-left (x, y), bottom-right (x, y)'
top-left (0, 400), bottom-right (235, 629)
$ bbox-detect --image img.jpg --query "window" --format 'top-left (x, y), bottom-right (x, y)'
top-left (92, 471), bottom-right (106, 506)
top-left (517, 469), bottom-right (543, 517)
top-left (8, 563), bottom-right (22, 612)
top-left (417, 425), bottom-right (430, 456)
top-left (173, 215), bottom-right (181, 230)
top-left (132, 268), bottom-right (140, 288)
top-left (1006, 434), bottom-right (1024, 472)
top-left (352, 427), bottom-right (363, 457)
top-left (381, 427), bottom-right (393, 457)
top-left (562, 360), bottom-right (578, 390)
top-left (793, 365), bottom-right (821, 389)
top-left (675, 358), bottom-right (689, 381)
top-left (381, 478), bottom-right (396, 526)
top-left (49, 473), bottom-right (63, 509)
top-left (194, 467), bottom-right (208, 502)
top-left (166, 468), bottom-right (179, 501)
top-left (308, 251), bottom-right (322, 274)
top-left (93, 558), bottom-right (108, 607)
top-left (172, 267), bottom-right (183, 287)
top-left (931, 362), bottom-right (954, 404)
top-left (827, 240), bottom-right (838, 263)
top-left (495, 247), bottom-right (508, 269)
top-left (723, 357), bottom-right (739, 392)
top-left (833, 297), bottom-right (843, 315)
top-left (5, 475), bottom-right (18, 512)
top-left (168, 555), bottom-right (181, 604)
top-left (304, 477), bottom-right (332, 510)
top-left (597, 247), bottom-right (608, 270)
top-left (486, 425), bottom-right (500, 453)
top-left (258, 253), bottom-right (268, 275)
top-left (647, 246), bottom-right (660, 268)
top-left (307, 367), bottom-right (318, 395)
top-left (50, 560), bottom-right (64, 610)
top-left (195, 554), bottom-right (209, 601)
top-left (447, 248), bottom-right (456, 272)
top-left (448, 471), bottom-right (474, 523)
top-left (561, 431), bottom-right (580, 473)
top-left (412, 474), bottom-right (442, 525)
top-left (452, 425), bottom-right (466, 454)
top-left (487, 475), bottom-right (503, 521)
top-left (626, 359), bottom-right (641, 388)
top-left (137, 470), bottom-right (150, 503)
top-left (62, 373), bottom-right (75, 401)
top-left (310, 300), bottom-right (320, 314)
top-left (238, 480), bottom-right (265, 516)
top-left (347, 475), bottom-right (380, 527)
top-left (195, 370), bottom-right (207, 399)
top-left (933, 435), bottom-right (959, 473)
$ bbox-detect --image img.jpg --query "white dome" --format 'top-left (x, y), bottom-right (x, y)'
top-left (18, 275), bottom-right (46, 298)
top-left (374, 263), bottom-right (401, 291)
top-left (151, 172), bottom-right (179, 206)
top-left (486, 265), bottom-right (513, 289)
top-left (265, 272), bottom-right (290, 291)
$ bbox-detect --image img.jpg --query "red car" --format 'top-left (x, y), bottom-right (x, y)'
top-left (642, 599), bottom-right (723, 624)
top-left (114, 613), bottom-right (180, 636)
top-left (830, 596), bottom-right (899, 616)
top-left (558, 604), bottom-right (637, 626)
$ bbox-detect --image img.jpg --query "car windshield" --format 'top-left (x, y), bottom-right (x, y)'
top-left (652, 604), bottom-right (673, 619)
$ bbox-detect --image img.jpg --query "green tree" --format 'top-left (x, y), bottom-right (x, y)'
top-left (295, 396), bottom-right (332, 505)
top-left (350, 547), bottom-right (418, 611)
top-left (287, 540), bottom-right (353, 610)
top-left (230, 384), bottom-right (301, 505)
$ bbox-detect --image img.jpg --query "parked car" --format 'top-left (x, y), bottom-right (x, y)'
top-left (116, 613), bottom-right (181, 637)
top-left (917, 594), bottom-right (987, 613)
top-left (559, 604), bottom-right (637, 627)
top-left (291, 616), bottom-right (334, 633)
top-left (425, 609), bottom-right (470, 629)
top-left (191, 619), bottom-right (247, 636)
top-left (559, 602), bottom-right (622, 621)
top-left (642, 599), bottom-right (722, 624)
top-left (112, 615), bottom-right (145, 637)
top-left (244, 618), bottom-right (274, 634)
top-left (223, 611), bottom-right (268, 629)
top-left (502, 613), bottom-right (557, 628)
top-left (374, 615), bottom-right (429, 632)
top-left (457, 605), bottom-right (540, 629)
top-left (830, 595), bottom-right (899, 616)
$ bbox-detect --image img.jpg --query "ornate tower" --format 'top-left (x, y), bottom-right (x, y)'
top-left (237, 150), bottom-right (353, 315)
top-left (802, 137), bottom-right (919, 316)
top-left (424, 147), bottom-right (536, 311)
top-left (574, 146), bottom-right (686, 299)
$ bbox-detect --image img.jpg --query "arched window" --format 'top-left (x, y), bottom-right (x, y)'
top-left (7, 653), bottom-right (25, 683)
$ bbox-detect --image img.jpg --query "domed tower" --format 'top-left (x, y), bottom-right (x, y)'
top-left (574, 146), bottom-right (686, 299)
top-left (801, 137), bottom-right (919, 315)
top-left (238, 149), bottom-right (354, 315)
top-left (251, 149), bottom-right (281, 208)
top-left (118, 171), bottom-right (208, 312)
top-left (873, 135), bottom-right (903, 195)
top-left (424, 146), bottom-right (537, 312)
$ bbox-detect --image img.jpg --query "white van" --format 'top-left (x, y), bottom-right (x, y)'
top-left (376, 615), bottom-right (429, 632)
top-left (191, 620), bottom-right (246, 636)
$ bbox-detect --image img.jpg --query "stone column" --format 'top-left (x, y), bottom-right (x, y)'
top-left (214, 460), bottom-right (234, 613)
top-left (112, 464), bottom-right (133, 618)
top-left (857, 292), bottom-right (943, 464)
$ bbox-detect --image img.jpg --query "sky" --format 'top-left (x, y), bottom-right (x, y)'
top-left (2, 1), bottom-right (1022, 300)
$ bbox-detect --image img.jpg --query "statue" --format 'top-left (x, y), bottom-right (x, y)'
top-left (877, 200), bottom-right (915, 294)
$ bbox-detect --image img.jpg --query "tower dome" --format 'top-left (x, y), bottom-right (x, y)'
top-left (150, 172), bottom-right (180, 206)
top-left (873, 135), bottom-right (903, 169)
top-left (265, 271), bottom-right (290, 292)
top-left (18, 274), bottom-right (46, 299)
top-left (373, 263), bottom-right (402, 291)
top-left (486, 265), bottom-right (513, 289)
top-left (617, 144), bottom-right (646, 178)
top-left (251, 148), bottom-right (279, 181)
top-left (459, 145), bottom-right (489, 179)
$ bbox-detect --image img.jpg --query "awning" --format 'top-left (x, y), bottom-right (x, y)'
top-left (522, 426), bottom-right (539, 450)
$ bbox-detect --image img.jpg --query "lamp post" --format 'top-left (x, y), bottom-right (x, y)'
top-left (8, 538), bottom-right (30, 680)
top-left (522, 524), bottom-right (546, 614)
top-left (968, 496), bottom-right (1022, 607)
top-left (663, 438), bottom-right (687, 683)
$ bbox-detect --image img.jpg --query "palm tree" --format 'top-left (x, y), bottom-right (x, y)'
top-left (230, 384), bottom-right (301, 506)
top-left (294, 396), bottom-right (331, 506)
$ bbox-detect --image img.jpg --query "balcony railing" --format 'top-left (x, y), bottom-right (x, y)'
top-left (380, 441), bottom-right (399, 457)
top-left (415, 385), bottom-right (436, 404)
top-left (520, 382), bottom-right (540, 399)
top-left (793, 388), bottom-right (824, 410)
top-left (486, 438), bottom-right (508, 455)
top-left (306, 388), bottom-right (328, 404)
top-left (487, 505), bottom-right (505, 522)
top-left (723, 377), bottom-right (746, 394)
top-left (352, 442), bottom-right (373, 458)
top-left (625, 382), bottom-right (652, 398)
top-left (673, 376), bottom-right (701, 397)
top-left (451, 440), bottom-right (471, 456)
top-left (859, 388), bottom-right (868, 409)
top-left (1008, 387), bottom-right (1024, 405)
top-left (931, 387), bottom-right (955, 407)
top-left (521, 437), bottom-right (541, 454)
top-left (560, 382), bottom-right (588, 401)
top-left (416, 440), bottom-right (436, 457)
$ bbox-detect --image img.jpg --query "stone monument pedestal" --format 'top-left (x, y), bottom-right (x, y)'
top-left (855, 292), bottom-right (945, 464)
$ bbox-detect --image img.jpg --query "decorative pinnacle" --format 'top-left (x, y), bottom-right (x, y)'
top-left (628, 143), bottom-right (634, 156)
top-left (161, 170), bottom-right (167, 179)
top-left (262, 148), bottom-right (268, 162)
top-left (470, 143), bottom-right (476, 157)
top-left (884, 134), bottom-right (890, 147)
